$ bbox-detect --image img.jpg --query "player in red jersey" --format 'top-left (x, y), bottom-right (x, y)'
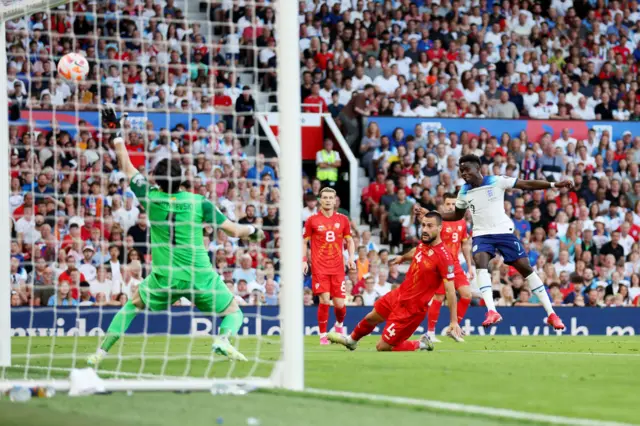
top-left (303, 187), bottom-right (355, 345)
top-left (425, 193), bottom-right (474, 343)
top-left (328, 212), bottom-right (462, 352)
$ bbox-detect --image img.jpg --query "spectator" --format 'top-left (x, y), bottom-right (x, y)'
top-left (315, 139), bottom-right (341, 188)
top-left (47, 281), bottom-right (78, 307)
top-left (387, 188), bottom-right (413, 253)
top-left (338, 84), bottom-right (374, 149)
top-left (361, 275), bottom-right (377, 306)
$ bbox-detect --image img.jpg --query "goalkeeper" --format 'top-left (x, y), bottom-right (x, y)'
top-left (88, 108), bottom-right (263, 365)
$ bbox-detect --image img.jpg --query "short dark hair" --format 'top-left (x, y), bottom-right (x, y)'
top-left (459, 154), bottom-right (481, 167)
top-left (153, 158), bottom-right (182, 194)
top-left (424, 210), bottom-right (443, 225)
top-left (443, 192), bottom-right (456, 201)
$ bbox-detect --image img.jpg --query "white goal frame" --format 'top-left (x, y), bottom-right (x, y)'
top-left (0, 0), bottom-right (304, 392)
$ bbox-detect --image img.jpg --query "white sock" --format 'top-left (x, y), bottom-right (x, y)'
top-left (427, 330), bottom-right (436, 336)
top-left (477, 269), bottom-right (497, 311)
top-left (320, 332), bottom-right (327, 338)
top-left (97, 348), bottom-right (107, 357)
top-left (345, 335), bottom-right (355, 344)
top-left (526, 272), bottom-right (555, 315)
top-left (335, 322), bottom-right (343, 327)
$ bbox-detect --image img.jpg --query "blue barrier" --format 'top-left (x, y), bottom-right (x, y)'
top-left (368, 117), bottom-right (638, 144)
top-left (10, 306), bottom-right (639, 337)
top-left (11, 110), bottom-right (219, 135)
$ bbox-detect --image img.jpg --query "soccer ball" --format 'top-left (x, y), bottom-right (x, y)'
top-left (57, 53), bottom-right (89, 82)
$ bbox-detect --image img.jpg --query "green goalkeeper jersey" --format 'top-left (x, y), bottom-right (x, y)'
top-left (129, 173), bottom-right (227, 281)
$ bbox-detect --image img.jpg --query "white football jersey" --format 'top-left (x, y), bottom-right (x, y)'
top-left (455, 175), bottom-right (517, 237)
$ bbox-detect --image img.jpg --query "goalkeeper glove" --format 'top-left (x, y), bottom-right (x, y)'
top-left (101, 106), bottom-right (128, 139)
top-left (248, 227), bottom-right (265, 242)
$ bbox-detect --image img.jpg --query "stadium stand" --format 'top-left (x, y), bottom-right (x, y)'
top-left (6, 0), bottom-right (640, 310)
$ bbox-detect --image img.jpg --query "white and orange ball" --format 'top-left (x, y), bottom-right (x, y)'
top-left (57, 53), bottom-right (89, 82)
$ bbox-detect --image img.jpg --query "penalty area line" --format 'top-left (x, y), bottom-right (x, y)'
top-left (305, 388), bottom-right (632, 426)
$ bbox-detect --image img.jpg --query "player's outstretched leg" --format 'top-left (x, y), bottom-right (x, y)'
top-left (511, 260), bottom-right (565, 330)
top-left (211, 301), bottom-right (248, 362)
top-left (198, 277), bottom-right (249, 361)
top-left (426, 296), bottom-right (443, 342)
top-left (329, 309), bottom-right (383, 350)
top-left (88, 299), bottom-right (140, 367)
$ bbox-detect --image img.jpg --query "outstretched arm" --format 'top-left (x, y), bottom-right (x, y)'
top-left (514, 179), bottom-right (573, 191)
top-left (103, 107), bottom-right (137, 180)
top-left (389, 247), bottom-right (416, 266)
top-left (220, 219), bottom-right (263, 240)
top-left (203, 199), bottom-right (264, 241)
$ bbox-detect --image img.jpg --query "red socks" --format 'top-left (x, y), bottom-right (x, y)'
top-left (350, 318), bottom-right (376, 341)
top-left (335, 305), bottom-right (346, 324)
top-left (318, 303), bottom-right (329, 334)
top-left (457, 297), bottom-right (471, 324)
top-left (427, 299), bottom-right (442, 332)
top-left (392, 340), bottom-right (420, 352)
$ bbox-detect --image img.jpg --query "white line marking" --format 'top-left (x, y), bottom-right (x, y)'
top-left (306, 388), bottom-right (633, 426)
top-left (438, 349), bottom-right (640, 358)
top-left (10, 349), bottom-right (640, 357)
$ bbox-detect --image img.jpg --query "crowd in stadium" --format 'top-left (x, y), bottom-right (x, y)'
top-left (5, 0), bottom-right (640, 308)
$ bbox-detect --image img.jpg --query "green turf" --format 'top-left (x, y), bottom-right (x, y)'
top-left (3, 336), bottom-right (640, 425)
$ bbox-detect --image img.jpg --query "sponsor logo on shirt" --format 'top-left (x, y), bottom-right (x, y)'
top-left (318, 225), bottom-right (325, 231)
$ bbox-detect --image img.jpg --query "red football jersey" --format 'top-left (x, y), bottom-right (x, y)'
top-left (303, 212), bottom-right (352, 275)
top-left (397, 242), bottom-right (455, 310)
top-left (440, 219), bottom-right (468, 258)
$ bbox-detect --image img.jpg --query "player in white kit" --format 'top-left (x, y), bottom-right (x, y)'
top-left (438, 155), bottom-right (572, 329)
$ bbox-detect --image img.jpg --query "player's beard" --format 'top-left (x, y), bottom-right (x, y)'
top-left (421, 232), bottom-right (437, 245)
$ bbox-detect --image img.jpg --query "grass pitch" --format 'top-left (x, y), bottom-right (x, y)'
top-left (2, 335), bottom-right (639, 425)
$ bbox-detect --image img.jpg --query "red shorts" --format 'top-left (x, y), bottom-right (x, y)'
top-left (435, 263), bottom-right (469, 295)
top-left (312, 273), bottom-right (345, 298)
top-left (373, 288), bottom-right (398, 319)
top-left (381, 303), bottom-right (426, 346)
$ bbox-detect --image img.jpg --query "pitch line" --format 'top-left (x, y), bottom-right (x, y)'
top-left (11, 349), bottom-right (640, 357)
top-left (306, 388), bottom-right (633, 426)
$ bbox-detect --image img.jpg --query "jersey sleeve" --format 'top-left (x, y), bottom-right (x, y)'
top-left (130, 173), bottom-right (153, 211)
top-left (203, 199), bottom-right (228, 226)
top-left (496, 175), bottom-right (518, 190)
top-left (303, 216), bottom-right (313, 240)
top-left (437, 248), bottom-right (456, 281)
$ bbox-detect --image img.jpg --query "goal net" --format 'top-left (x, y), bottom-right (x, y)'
top-left (0, 0), bottom-right (303, 392)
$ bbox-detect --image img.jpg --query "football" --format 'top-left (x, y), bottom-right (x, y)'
top-left (57, 52), bottom-right (89, 82)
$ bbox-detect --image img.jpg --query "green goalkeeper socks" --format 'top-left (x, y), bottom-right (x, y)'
top-left (100, 300), bottom-right (139, 352)
top-left (219, 309), bottom-right (244, 336)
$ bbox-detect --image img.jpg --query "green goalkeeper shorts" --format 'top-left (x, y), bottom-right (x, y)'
top-left (137, 271), bottom-right (234, 314)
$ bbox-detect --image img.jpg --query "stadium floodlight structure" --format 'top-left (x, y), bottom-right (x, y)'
top-left (0, 0), bottom-right (303, 392)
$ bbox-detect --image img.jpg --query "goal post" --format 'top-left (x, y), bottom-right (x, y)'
top-left (275, 0), bottom-right (304, 392)
top-left (0, 19), bottom-right (11, 368)
top-left (0, 0), bottom-right (304, 392)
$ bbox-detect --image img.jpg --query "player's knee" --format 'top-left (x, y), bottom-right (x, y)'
top-left (318, 293), bottom-right (331, 304)
top-left (333, 298), bottom-right (345, 309)
top-left (365, 311), bottom-right (382, 325)
top-left (459, 285), bottom-right (472, 299)
top-left (131, 294), bottom-right (145, 309)
top-left (376, 340), bottom-right (392, 352)
top-left (221, 299), bottom-right (239, 316)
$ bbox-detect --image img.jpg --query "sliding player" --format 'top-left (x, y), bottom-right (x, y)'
top-left (425, 193), bottom-right (473, 343)
top-left (425, 155), bottom-right (570, 329)
top-left (88, 108), bottom-right (263, 366)
top-left (303, 187), bottom-right (356, 345)
top-left (328, 212), bottom-right (462, 352)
